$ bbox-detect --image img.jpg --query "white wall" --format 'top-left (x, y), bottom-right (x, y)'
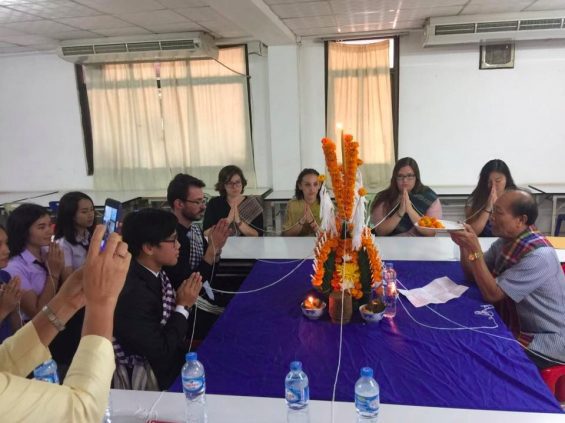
top-left (1, 33), bottom-right (564, 194)
top-left (399, 31), bottom-right (565, 186)
top-left (0, 53), bottom-right (93, 191)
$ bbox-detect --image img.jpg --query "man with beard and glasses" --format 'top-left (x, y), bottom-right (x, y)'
top-left (163, 174), bottom-right (230, 340)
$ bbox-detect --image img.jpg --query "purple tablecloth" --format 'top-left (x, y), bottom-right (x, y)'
top-left (171, 260), bottom-right (562, 413)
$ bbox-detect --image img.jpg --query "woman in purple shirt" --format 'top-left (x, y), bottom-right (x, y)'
top-left (4, 204), bottom-right (64, 321)
top-left (55, 192), bottom-right (96, 281)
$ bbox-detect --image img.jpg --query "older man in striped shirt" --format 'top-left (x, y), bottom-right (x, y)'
top-left (451, 189), bottom-right (565, 368)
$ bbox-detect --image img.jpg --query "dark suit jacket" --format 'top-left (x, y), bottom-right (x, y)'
top-left (114, 260), bottom-right (188, 390)
top-left (163, 222), bottom-right (214, 290)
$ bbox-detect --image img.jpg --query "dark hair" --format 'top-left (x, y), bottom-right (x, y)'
top-left (167, 173), bottom-right (206, 208)
top-left (54, 191), bottom-right (95, 245)
top-left (214, 165), bottom-right (247, 196)
top-left (294, 168), bottom-right (321, 201)
top-left (7, 203), bottom-right (49, 257)
top-left (507, 189), bottom-right (538, 225)
top-left (468, 159), bottom-right (516, 218)
top-left (371, 157), bottom-right (426, 214)
top-left (121, 208), bottom-right (178, 258)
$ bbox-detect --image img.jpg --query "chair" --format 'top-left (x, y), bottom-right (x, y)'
top-left (540, 365), bottom-right (565, 402)
top-left (555, 214), bottom-right (565, 236)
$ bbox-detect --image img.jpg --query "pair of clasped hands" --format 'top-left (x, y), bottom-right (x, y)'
top-left (397, 189), bottom-right (417, 221)
top-left (299, 203), bottom-right (319, 232)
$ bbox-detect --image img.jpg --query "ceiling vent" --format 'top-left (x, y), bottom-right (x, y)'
top-left (424, 10), bottom-right (565, 46)
top-left (58, 32), bottom-right (218, 64)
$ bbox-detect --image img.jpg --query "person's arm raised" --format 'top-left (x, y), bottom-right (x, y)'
top-left (81, 226), bottom-right (131, 340)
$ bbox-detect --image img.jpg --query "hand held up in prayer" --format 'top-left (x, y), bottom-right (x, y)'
top-left (403, 189), bottom-right (414, 215)
top-left (0, 276), bottom-right (21, 318)
top-left (176, 272), bottom-right (203, 308)
top-left (487, 185), bottom-right (498, 209)
top-left (397, 191), bottom-right (407, 217)
top-left (209, 218), bottom-right (230, 251)
top-left (45, 242), bottom-right (64, 281)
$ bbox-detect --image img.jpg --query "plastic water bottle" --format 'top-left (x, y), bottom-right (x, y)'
top-left (102, 394), bottom-right (112, 423)
top-left (182, 352), bottom-right (207, 423)
top-left (33, 359), bottom-right (59, 384)
top-left (285, 361), bottom-right (309, 410)
top-left (383, 263), bottom-right (397, 318)
top-left (287, 406), bottom-right (310, 423)
top-left (355, 367), bottom-right (380, 419)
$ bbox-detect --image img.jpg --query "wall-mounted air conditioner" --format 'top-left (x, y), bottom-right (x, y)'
top-left (57, 32), bottom-right (218, 64)
top-left (424, 10), bottom-right (565, 46)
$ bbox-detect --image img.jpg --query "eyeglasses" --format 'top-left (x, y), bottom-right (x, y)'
top-left (225, 181), bottom-right (242, 188)
top-left (183, 198), bottom-right (207, 206)
top-left (160, 237), bottom-right (178, 244)
top-left (396, 174), bottom-right (416, 181)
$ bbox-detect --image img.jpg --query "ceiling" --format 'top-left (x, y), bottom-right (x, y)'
top-left (0, 0), bottom-right (564, 54)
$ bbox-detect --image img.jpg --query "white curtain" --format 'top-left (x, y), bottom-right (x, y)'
top-left (84, 46), bottom-right (254, 190)
top-left (160, 46), bottom-right (254, 187)
top-left (326, 41), bottom-right (395, 190)
top-left (86, 62), bottom-right (165, 189)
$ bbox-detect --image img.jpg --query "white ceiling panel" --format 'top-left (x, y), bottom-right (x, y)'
top-left (157, 0), bottom-right (207, 7)
top-left (1, 32), bottom-right (52, 45)
top-left (174, 6), bottom-right (224, 22)
top-left (52, 29), bottom-right (99, 39)
top-left (0, 6), bottom-right (39, 22)
top-left (118, 9), bottom-right (190, 27)
top-left (0, 0), bottom-right (563, 53)
top-left (284, 14), bottom-right (336, 30)
top-left (74, 0), bottom-right (165, 14)
top-left (264, 0), bottom-right (322, 4)
top-left (57, 14), bottom-right (132, 30)
top-left (4, 19), bottom-right (76, 35)
top-left (6, 1), bottom-right (102, 19)
top-left (330, 0), bottom-right (466, 14)
top-left (140, 21), bottom-right (204, 33)
top-left (0, 45), bottom-right (36, 53)
top-left (270, 2), bottom-right (332, 19)
top-left (526, 0), bottom-right (565, 10)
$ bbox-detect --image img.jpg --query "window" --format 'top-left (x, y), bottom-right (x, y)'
top-left (325, 38), bottom-right (399, 189)
top-left (77, 45), bottom-right (254, 190)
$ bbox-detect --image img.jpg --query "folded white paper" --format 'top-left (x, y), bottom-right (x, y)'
top-left (398, 276), bottom-right (468, 308)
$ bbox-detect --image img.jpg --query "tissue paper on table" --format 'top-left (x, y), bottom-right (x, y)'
top-left (398, 277), bottom-right (468, 308)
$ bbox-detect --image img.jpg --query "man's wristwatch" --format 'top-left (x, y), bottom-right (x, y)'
top-left (468, 251), bottom-right (483, 262)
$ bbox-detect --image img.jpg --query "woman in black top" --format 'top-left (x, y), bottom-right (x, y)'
top-left (203, 165), bottom-right (263, 237)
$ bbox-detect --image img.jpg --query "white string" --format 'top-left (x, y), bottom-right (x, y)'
top-left (211, 258), bottom-right (309, 295)
top-left (396, 278), bottom-right (565, 366)
top-left (331, 223), bottom-right (348, 423)
top-left (395, 279), bottom-right (498, 331)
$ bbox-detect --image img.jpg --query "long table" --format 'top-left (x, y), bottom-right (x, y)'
top-left (220, 236), bottom-right (565, 263)
top-left (110, 390), bottom-right (565, 422)
top-left (170, 259), bottom-right (562, 414)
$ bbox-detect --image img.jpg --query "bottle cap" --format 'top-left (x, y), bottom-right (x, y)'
top-left (290, 361), bottom-right (302, 371)
top-left (360, 367), bottom-right (373, 378)
top-left (186, 352), bottom-right (197, 362)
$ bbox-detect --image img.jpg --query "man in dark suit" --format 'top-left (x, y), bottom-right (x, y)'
top-left (114, 208), bottom-right (202, 390)
top-left (163, 174), bottom-right (230, 340)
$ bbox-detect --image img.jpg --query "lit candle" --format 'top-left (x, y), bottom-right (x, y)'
top-left (305, 295), bottom-right (320, 309)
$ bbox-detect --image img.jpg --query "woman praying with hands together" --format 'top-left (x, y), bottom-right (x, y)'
top-left (204, 165), bottom-right (263, 237)
top-left (370, 157), bottom-right (442, 236)
top-left (465, 159), bottom-right (516, 237)
top-left (282, 168), bottom-right (322, 236)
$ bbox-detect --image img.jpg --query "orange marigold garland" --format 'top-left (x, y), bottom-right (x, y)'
top-left (312, 134), bottom-right (383, 307)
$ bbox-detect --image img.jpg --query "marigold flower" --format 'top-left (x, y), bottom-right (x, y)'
top-left (358, 187), bottom-right (367, 197)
